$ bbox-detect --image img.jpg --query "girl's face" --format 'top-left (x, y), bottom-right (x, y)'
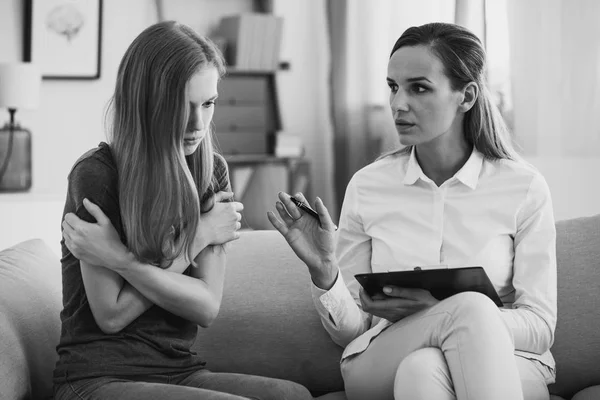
top-left (387, 45), bottom-right (465, 148)
top-left (183, 67), bottom-right (219, 156)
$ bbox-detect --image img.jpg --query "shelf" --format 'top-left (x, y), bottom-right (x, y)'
top-left (225, 154), bottom-right (302, 165)
top-left (226, 62), bottom-right (290, 76)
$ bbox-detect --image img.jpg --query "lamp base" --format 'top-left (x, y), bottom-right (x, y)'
top-left (0, 124), bottom-right (32, 192)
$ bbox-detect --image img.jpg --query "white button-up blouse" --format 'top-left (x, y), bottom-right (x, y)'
top-left (312, 148), bottom-right (557, 373)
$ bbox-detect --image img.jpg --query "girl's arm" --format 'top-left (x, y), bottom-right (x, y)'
top-left (63, 195), bottom-right (242, 333)
top-left (79, 251), bottom-right (196, 334)
top-left (114, 243), bottom-right (228, 328)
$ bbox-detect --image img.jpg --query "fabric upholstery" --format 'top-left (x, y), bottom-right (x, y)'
top-left (0, 239), bottom-right (62, 400)
top-left (192, 230), bottom-right (345, 395)
top-left (549, 214), bottom-right (600, 399)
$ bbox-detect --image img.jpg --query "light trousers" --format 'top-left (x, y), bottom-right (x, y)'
top-left (341, 292), bottom-right (553, 400)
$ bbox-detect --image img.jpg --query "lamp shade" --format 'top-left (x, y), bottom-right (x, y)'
top-left (0, 63), bottom-right (41, 110)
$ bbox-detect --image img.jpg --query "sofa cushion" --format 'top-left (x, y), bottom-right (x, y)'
top-left (193, 230), bottom-right (345, 395)
top-left (549, 214), bottom-right (600, 399)
top-left (0, 239), bottom-right (63, 400)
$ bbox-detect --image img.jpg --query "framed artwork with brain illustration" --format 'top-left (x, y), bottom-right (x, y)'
top-left (24, 0), bottom-right (103, 79)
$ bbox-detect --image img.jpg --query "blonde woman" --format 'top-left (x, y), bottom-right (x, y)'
top-left (269, 22), bottom-right (556, 400)
top-left (54, 21), bottom-right (312, 400)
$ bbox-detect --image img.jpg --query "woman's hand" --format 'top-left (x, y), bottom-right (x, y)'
top-left (267, 191), bottom-right (338, 289)
top-left (359, 286), bottom-right (440, 323)
top-left (198, 191), bottom-right (244, 247)
top-left (62, 198), bottom-right (131, 270)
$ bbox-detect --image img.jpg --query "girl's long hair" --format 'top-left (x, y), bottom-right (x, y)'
top-left (106, 21), bottom-right (226, 267)
top-left (382, 22), bottom-right (519, 161)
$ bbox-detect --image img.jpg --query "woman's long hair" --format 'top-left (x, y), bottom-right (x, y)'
top-left (382, 22), bottom-right (519, 161)
top-left (106, 21), bottom-right (226, 267)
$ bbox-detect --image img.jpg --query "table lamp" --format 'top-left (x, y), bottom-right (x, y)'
top-left (0, 63), bottom-right (41, 192)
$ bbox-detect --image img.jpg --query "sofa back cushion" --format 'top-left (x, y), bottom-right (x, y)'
top-left (549, 214), bottom-right (600, 398)
top-left (0, 239), bottom-right (62, 400)
top-left (192, 230), bottom-right (344, 395)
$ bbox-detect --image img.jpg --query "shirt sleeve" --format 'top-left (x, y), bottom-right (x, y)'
top-left (67, 155), bottom-right (125, 243)
top-left (501, 173), bottom-right (557, 355)
top-left (214, 153), bottom-right (232, 193)
top-left (310, 177), bottom-right (374, 348)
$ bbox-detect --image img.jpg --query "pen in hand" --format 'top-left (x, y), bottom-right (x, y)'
top-left (290, 196), bottom-right (337, 231)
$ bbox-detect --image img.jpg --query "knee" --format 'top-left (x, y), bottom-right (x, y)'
top-left (395, 348), bottom-right (446, 384)
top-left (446, 291), bottom-right (500, 324)
top-left (394, 348), bottom-right (451, 398)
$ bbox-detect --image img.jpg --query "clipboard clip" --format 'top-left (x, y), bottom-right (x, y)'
top-left (413, 265), bottom-right (449, 271)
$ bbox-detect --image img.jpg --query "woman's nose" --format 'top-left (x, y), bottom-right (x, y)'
top-left (391, 90), bottom-right (409, 112)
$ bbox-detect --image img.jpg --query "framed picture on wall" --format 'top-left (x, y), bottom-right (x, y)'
top-left (23, 0), bottom-right (103, 80)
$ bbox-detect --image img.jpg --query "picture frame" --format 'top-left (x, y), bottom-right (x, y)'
top-left (23, 0), bottom-right (103, 80)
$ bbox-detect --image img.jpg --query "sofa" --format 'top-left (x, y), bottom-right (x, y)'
top-left (1, 215), bottom-right (599, 400)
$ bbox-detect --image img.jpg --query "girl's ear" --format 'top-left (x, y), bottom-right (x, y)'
top-left (459, 82), bottom-right (479, 113)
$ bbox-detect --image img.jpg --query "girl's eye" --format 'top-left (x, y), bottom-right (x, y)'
top-left (203, 101), bottom-right (215, 108)
top-left (388, 83), bottom-right (398, 93)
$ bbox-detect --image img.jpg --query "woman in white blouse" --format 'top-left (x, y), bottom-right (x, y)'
top-left (268, 22), bottom-right (556, 400)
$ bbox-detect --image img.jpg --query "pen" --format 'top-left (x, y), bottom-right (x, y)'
top-left (290, 196), bottom-right (337, 230)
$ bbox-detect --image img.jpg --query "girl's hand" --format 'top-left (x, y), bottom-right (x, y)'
top-left (359, 286), bottom-right (440, 323)
top-left (62, 198), bottom-right (130, 270)
top-left (198, 191), bottom-right (244, 247)
top-left (267, 192), bottom-right (338, 288)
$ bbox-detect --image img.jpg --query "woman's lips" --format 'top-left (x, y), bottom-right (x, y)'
top-left (395, 122), bottom-right (415, 132)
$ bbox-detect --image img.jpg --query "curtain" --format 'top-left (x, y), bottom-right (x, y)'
top-left (455, 0), bottom-right (485, 45)
top-left (507, 0), bottom-right (600, 157)
top-left (505, 0), bottom-right (600, 220)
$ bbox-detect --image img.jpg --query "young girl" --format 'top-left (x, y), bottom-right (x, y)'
top-left (54, 21), bottom-right (312, 400)
top-left (269, 22), bottom-right (556, 400)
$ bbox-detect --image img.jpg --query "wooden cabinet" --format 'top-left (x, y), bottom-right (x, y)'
top-left (213, 70), bottom-right (280, 156)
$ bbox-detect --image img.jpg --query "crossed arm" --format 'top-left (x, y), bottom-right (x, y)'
top-left (63, 195), bottom-right (242, 334)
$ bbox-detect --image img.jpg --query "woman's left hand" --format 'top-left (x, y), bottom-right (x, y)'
top-left (62, 198), bottom-right (130, 270)
top-left (359, 286), bottom-right (440, 323)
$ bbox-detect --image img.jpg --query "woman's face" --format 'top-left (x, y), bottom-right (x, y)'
top-left (387, 45), bottom-right (465, 147)
top-left (183, 67), bottom-right (219, 156)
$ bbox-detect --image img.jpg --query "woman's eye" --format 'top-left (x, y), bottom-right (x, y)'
top-left (203, 101), bottom-right (215, 108)
top-left (388, 84), bottom-right (398, 93)
top-left (412, 84), bottom-right (428, 94)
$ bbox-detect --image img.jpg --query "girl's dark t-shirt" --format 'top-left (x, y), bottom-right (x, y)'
top-left (53, 142), bottom-right (230, 384)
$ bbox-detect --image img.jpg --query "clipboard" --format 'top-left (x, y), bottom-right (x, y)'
top-left (355, 266), bottom-right (503, 307)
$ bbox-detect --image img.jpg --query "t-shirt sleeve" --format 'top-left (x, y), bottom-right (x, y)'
top-left (213, 153), bottom-right (231, 194)
top-left (66, 156), bottom-right (126, 243)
